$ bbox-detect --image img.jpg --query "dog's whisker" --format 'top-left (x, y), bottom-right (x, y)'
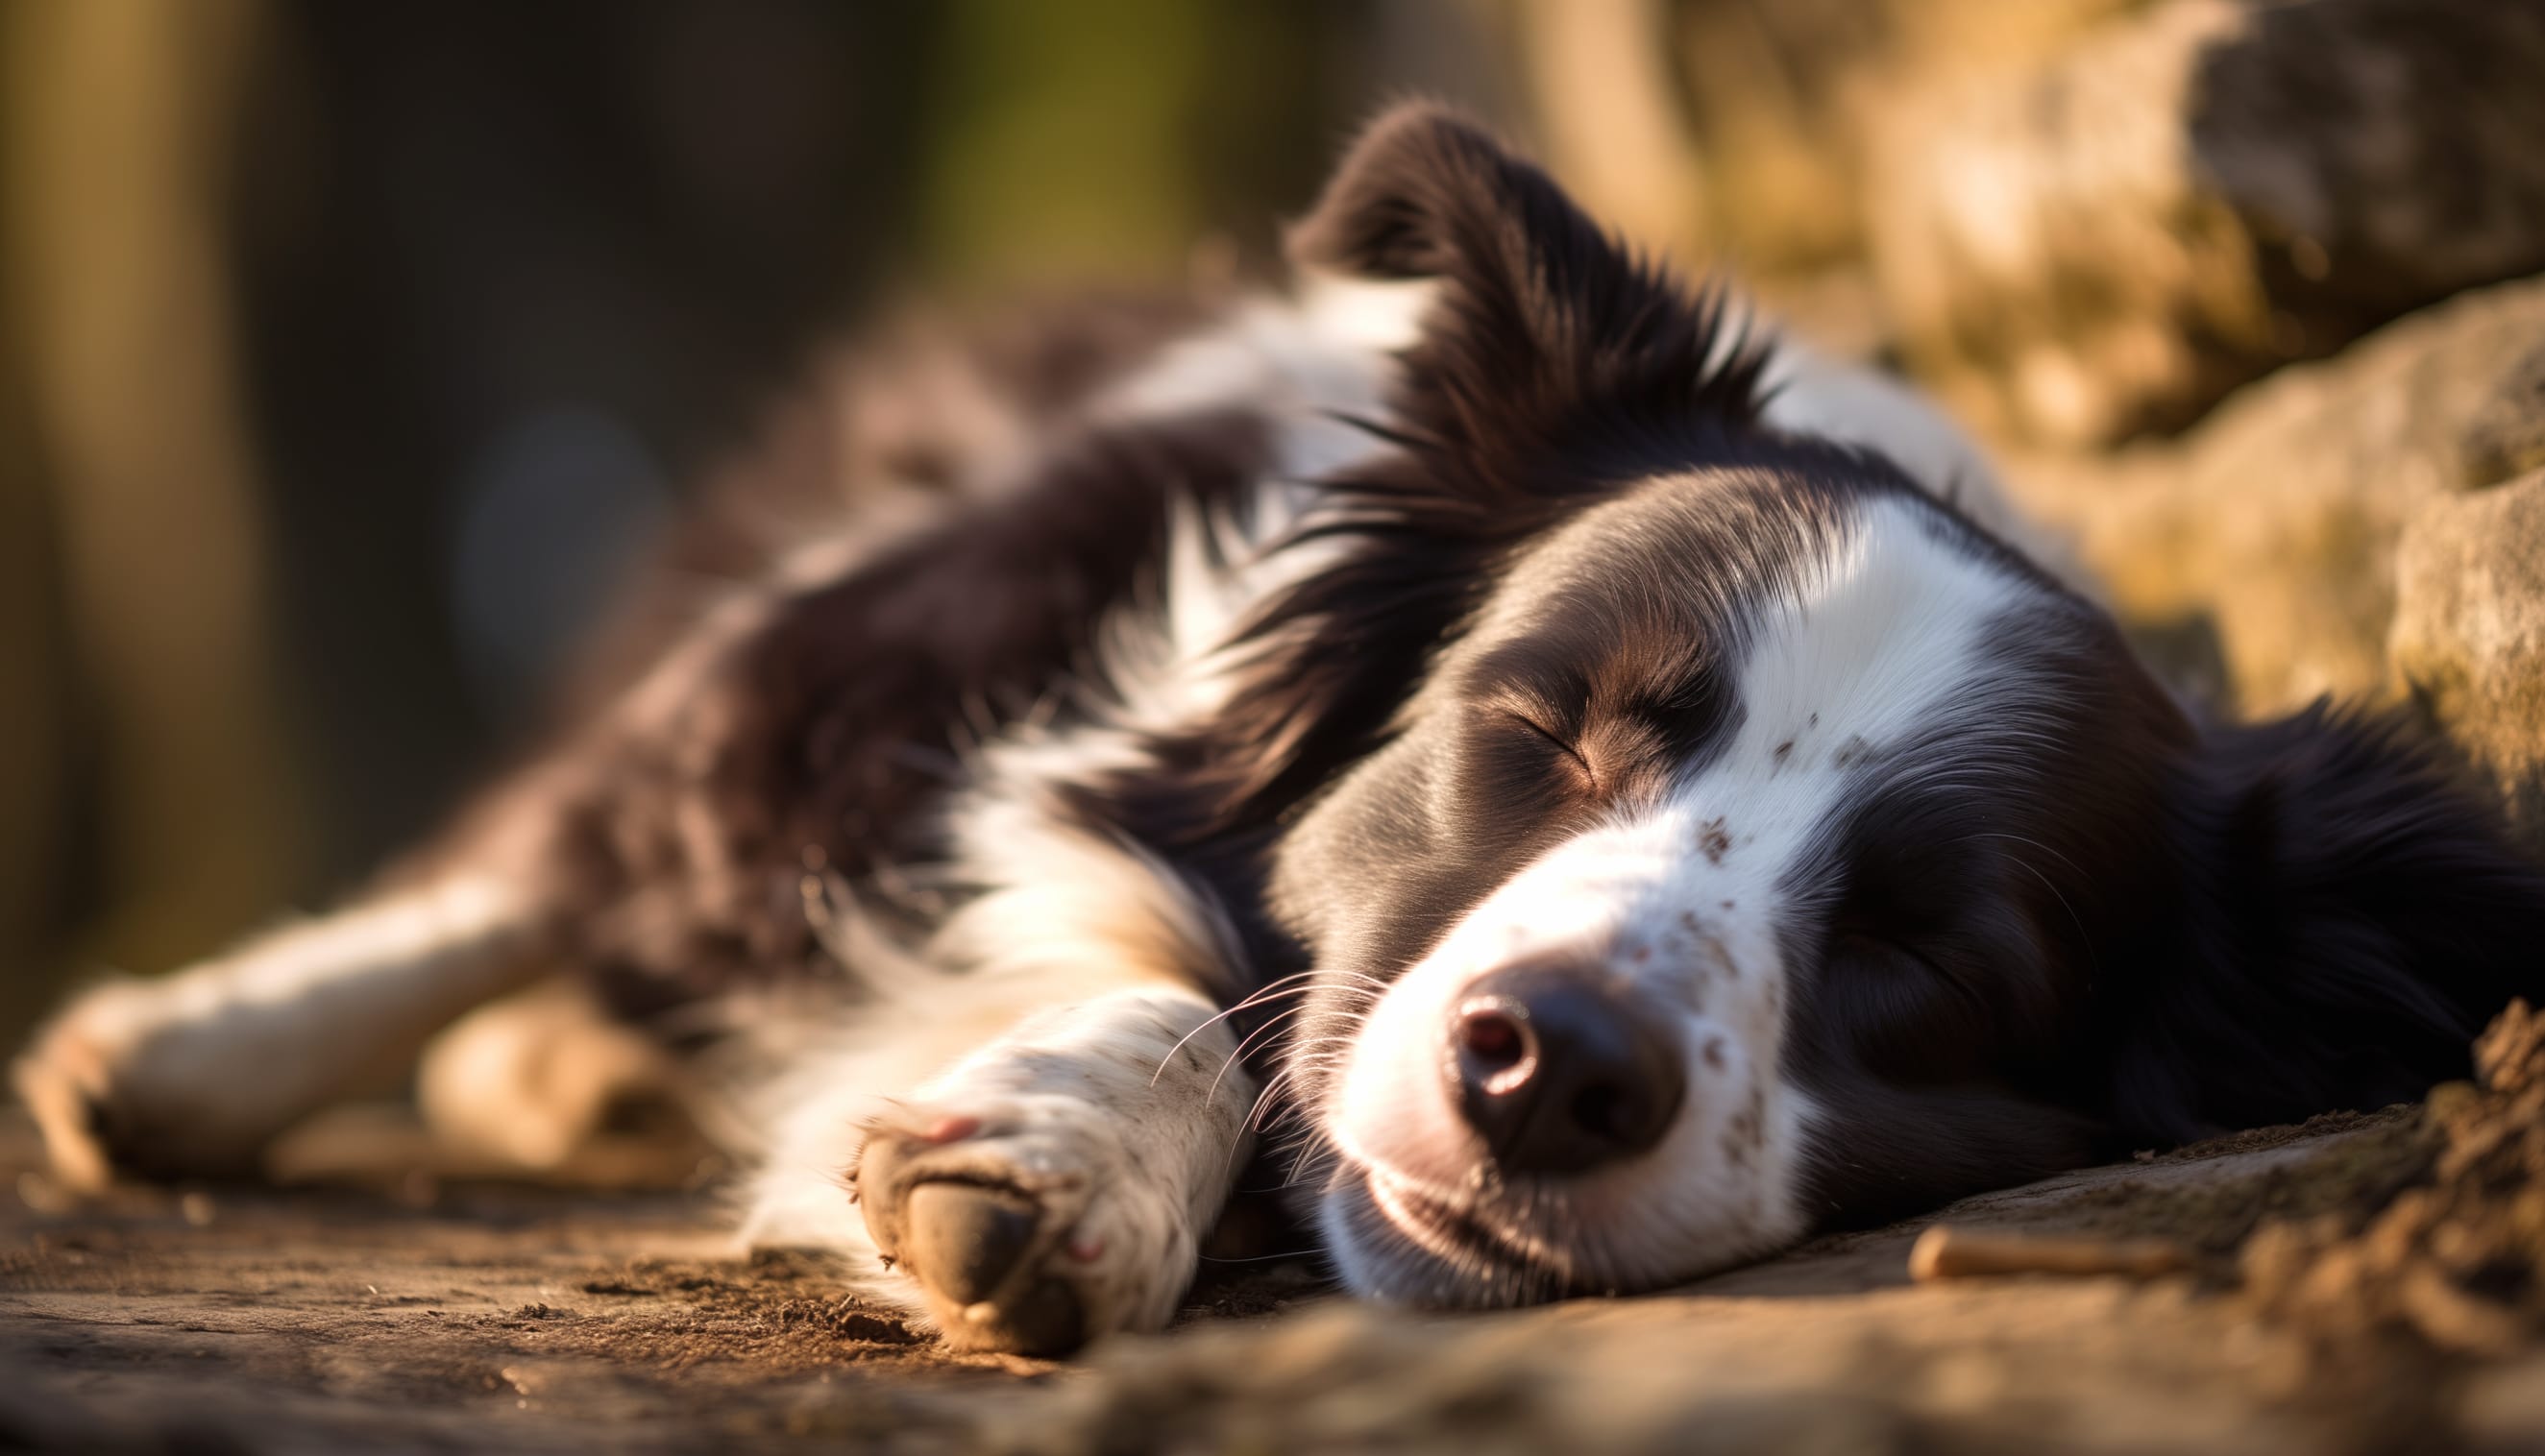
top-left (1149, 982), bottom-right (1315, 1088)
top-left (1205, 1004), bottom-right (1323, 1106)
top-left (1146, 972), bottom-right (1383, 1090)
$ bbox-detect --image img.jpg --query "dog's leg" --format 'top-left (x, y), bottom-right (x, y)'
top-left (856, 987), bottom-right (1256, 1355)
top-left (14, 862), bottom-right (551, 1191)
top-left (746, 978), bottom-right (1255, 1357)
top-left (414, 977), bottom-right (684, 1173)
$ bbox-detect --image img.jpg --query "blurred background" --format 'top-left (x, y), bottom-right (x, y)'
top-left (7, 0), bottom-right (2545, 1048)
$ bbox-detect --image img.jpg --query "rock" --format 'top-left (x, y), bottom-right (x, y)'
top-left (2390, 471), bottom-right (2545, 857)
top-left (2459, 342), bottom-right (2545, 490)
top-left (1869, 0), bottom-right (2545, 446)
top-left (2003, 273), bottom-right (2545, 716)
top-left (1674, 0), bottom-right (2131, 268)
top-left (1505, 0), bottom-right (2136, 279)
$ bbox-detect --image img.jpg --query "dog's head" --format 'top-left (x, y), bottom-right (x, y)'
top-left (1233, 106), bottom-right (2545, 1307)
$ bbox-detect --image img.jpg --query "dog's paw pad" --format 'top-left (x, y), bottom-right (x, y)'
top-left (894, 1179), bottom-right (1089, 1355)
top-left (13, 1030), bottom-right (125, 1193)
top-left (903, 1181), bottom-right (1039, 1304)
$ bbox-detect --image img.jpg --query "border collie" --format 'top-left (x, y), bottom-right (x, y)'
top-left (18, 105), bottom-right (2544, 1356)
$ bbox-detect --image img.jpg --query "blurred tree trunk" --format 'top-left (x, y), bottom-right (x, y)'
top-left (2, 0), bottom-right (305, 996)
top-left (0, 65), bottom-right (69, 1041)
top-left (1509, 0), bottom-right (1708, 255)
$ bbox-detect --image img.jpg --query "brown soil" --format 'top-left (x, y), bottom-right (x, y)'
top-left (2242, 1001), bottom-right (2545, 1358)
top-left (7, 1017), bottom-right (2545, 1454)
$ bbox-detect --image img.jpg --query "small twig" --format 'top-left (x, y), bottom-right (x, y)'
top-left (1908, 1225), bottom-right (2193, 1283)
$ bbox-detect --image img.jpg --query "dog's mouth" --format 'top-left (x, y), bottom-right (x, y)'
top-left (1351, 1161), bottom-right (1580, 1302)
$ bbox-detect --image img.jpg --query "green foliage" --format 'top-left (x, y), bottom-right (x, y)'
top-left (918, 0), bottom-right (1213, 287)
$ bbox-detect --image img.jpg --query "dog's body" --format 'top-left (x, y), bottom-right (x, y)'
top-left (19, 108), bottom-right (2545, 1355)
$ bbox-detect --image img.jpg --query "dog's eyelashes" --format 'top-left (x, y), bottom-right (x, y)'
top-left (1504, 709), bottom-right (1599, 790)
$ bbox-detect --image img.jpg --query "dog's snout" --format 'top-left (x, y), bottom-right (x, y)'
top-left (1449, 962), bottom-right (1684, 1176)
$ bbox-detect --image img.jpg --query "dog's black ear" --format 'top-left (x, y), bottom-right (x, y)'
top-left (1289, 103), bottom-right (1544, 281)
top-left (2104, 704), bottom-right (2545, 1142)
top-left (1289, 103), bottom-right (1765, 463)
top-left (1155, 108), bottom-right (1772, 841)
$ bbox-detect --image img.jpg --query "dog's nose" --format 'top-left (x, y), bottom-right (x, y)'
top-left (1449, 962), bottom-right (1685, 1176)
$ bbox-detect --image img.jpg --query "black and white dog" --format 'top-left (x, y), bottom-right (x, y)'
top-left (19, 106), bottom-right (2544, 1355)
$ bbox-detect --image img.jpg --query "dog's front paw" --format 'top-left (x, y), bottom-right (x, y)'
top-left (13, 999), bottom-right (130, 1193)
top-left (12, 983), bottom-right (269, 1192)
top-left (853, 1095), bottom-right (1203, 1356)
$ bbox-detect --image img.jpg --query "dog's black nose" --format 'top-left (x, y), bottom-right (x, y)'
top-left (1449, 962), bottom-right (1685, 1177)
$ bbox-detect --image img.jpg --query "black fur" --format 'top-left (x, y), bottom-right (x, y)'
top-left (441, 104), bottom-right (2543, 1294)
top-left (1069, 109), bottom-right (2544, 1273)
top-left (2108, 703), bottom-right (2545, 1139)
top-left (486, 403), bottom-right (1277, 1023)
top-left (1242, 109), bottom-right (2542, 1254)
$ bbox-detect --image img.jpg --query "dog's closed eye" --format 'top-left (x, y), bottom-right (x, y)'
top-left (1505, 709), bottom-right (1598, 791)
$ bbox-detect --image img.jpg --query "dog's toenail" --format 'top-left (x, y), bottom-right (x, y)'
top-left (923, 1115), bottom-right (981, 1144)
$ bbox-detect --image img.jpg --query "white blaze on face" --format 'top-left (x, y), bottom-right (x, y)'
top-left (1325, 493), bottom-right (2039, 1295)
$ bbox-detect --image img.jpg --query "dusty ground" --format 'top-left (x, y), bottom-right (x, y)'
top-left (7, 1014), bottom-right (2545, 1456)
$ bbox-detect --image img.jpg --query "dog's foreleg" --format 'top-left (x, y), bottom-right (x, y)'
top-left (747, 982), bottom-right (1256, 1356)
top-left (15, 867), bottom-right (549, 1190)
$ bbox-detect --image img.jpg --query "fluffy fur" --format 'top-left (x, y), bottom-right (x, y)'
top-left (18, 105), bottom-right (2545, 1355)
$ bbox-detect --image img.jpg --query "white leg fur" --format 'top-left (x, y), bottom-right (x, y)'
top-left (415, 978), bottom-right (679, 1172)
top-left (746, 983), bottom-right (1254, 1354)
top-left (14, 872), bottom-right (543, 1190)
top-left (10, 271), bottom-right (1382, 1358)
top-left (722, 273), bottom-right (1403, 1349)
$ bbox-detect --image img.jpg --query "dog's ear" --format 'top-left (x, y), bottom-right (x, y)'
top-left (2104, 704), bottom-right (2545, 1141)
top-left (1156, 108), bottom-right (1771, 840)
top-left (1288, 102), bottom-right (1555, 281)
top-left (1289, 102), bottom-right (1765, 464)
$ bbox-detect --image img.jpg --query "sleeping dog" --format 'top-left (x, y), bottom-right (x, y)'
top-left (18, 105), bottom-right (2544, 1356)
